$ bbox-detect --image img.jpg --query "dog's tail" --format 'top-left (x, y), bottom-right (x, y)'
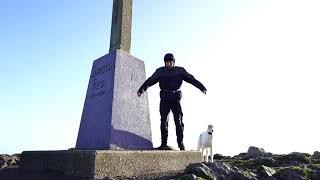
top-left (197, 134), bottom-right (202, 151)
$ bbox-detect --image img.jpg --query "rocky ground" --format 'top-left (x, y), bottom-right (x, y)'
top-left (174, 146), bottom-right (320, 180)
top-left (1, 146), bottom-right (320, 180)
top-left (0, 153), bottom-right (20, 169)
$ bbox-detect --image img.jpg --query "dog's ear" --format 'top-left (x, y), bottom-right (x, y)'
top-left (208, 124), bottom-right (213, 129)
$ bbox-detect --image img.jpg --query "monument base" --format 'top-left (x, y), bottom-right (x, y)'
top-left (20, 150), bottom-right (202, 179)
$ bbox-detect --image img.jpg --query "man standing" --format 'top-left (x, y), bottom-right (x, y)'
top-left (137, 53), bottom-right (207, 150)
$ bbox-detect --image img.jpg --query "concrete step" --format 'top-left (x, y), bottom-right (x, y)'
top-left (20, 150), bottom-right (202, 179)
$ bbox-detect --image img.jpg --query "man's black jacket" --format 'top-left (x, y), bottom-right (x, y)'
top-left (137, 66), bottom-right (206, 97)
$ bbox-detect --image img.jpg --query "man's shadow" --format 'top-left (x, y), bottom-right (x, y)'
top-left (109, 125), bottom-right (153, 150)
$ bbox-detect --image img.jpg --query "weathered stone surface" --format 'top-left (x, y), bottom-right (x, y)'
top-left (177, 173), bottom-right (199, 180)
top-left (260, 177), bottom-right (277, 180)
top-left (0, 154), bottom-right (20, 169)
top-left (76, 50), bottom-right (152, 150)
top-left (20, 150), bottom-right (96, 178)
top-left (273, 167), bottom-right (305, 180)
top-left (95, 150), bottom-right (201, 178)
top-left (185, 163), bottom-right (217, 180)
top-left (308, 163), bottom-right (320, 171)
top-left (206, 161), bottom-right (258, 180)
top-left (247, 146), bottom-right (266, 158)
top-left (234, 152), bottom-right (249, 160)
top-left (289, 152), bottom-right (311, 164)
top-left (19, 150), bottom-right (202, 179)
top-left (109, 0), bottom-right (132, 53)
top-left (310, 170), bottom-right (320, 180)
top-left (274, 152), bottom-right (311, 166)
top-left (205, 161), bottom-right (235, 180)
top-left (227, 170), bottom-right (257, 180)
top-left (249, 157), bottom-right (277, 168)
top-left (213, 153), bottom-right (224, 160)
top-left (257, 165), bottom-right (276, 177)
top-left (311, 151), bottom-right (320, 163)
top-left (312, 151), bottom-right (320, 159)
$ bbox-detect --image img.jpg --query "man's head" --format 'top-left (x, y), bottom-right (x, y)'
top-left (164, 53), bottom-right (175, 69)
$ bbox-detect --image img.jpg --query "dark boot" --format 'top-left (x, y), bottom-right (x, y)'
top-left (155, 145), bottom-right (174, 150)
top-left (155, 144), bottom-right (168, 150)
top-left (158, 130), bottom-right (168, 150)
top-left (156, 127), bottom-right (168, 150)
top-left (178, 143), bottom-right (185, 151)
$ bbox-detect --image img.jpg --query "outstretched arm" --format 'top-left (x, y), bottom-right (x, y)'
top-left (137, 69), bottom-right (160, 97)
top-left (183, 68), bottom-right (207, 94)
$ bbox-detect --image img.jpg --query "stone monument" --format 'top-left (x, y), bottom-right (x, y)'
top-left (76, 0), bottom-right (152, 150)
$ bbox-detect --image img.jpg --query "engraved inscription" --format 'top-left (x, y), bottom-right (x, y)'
top-left (90, 63), bottom-right (113, 78)
top-left (90, 90), bottom-right (106, 99)
top-left (89, 63), bottom-right (114, 100)
top-left (92, 79), bottom-right (106, 90)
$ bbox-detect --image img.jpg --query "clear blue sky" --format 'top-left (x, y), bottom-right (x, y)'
top-left (1, 0), bottom-right (319, 156)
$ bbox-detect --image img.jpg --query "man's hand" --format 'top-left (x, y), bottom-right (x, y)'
top-left (202, 90), bottom-right (207, 95)
top-left (137, 90), bottom-right (144, 97)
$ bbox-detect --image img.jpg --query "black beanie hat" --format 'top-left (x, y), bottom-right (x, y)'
top-left (164, 53), bottom-right (175, 62)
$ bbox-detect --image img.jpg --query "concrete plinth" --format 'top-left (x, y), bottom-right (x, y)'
top-left (20, 150), bottom-right (202, 179)
top-left (76, 50), bottom-right (152, 150)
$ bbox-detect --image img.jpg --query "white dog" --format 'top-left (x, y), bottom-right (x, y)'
top-left (197, 124), bottom-right (214, 162)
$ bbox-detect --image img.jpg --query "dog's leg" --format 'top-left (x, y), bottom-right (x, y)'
top-left (197, 135), bottom-right (202, 151)
top-left (205, 148), bottom-right (209, 162)
top-left (201, 148), bottom-right (205, 162)
top-left (209, 146), bottom-right (213, 163)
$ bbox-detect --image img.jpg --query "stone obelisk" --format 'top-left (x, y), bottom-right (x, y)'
top-left (76, 0), bottom-right (153, 150)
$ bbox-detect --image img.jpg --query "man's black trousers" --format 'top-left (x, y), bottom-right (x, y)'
top-left (159, 100), bottom-right (184, 146)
